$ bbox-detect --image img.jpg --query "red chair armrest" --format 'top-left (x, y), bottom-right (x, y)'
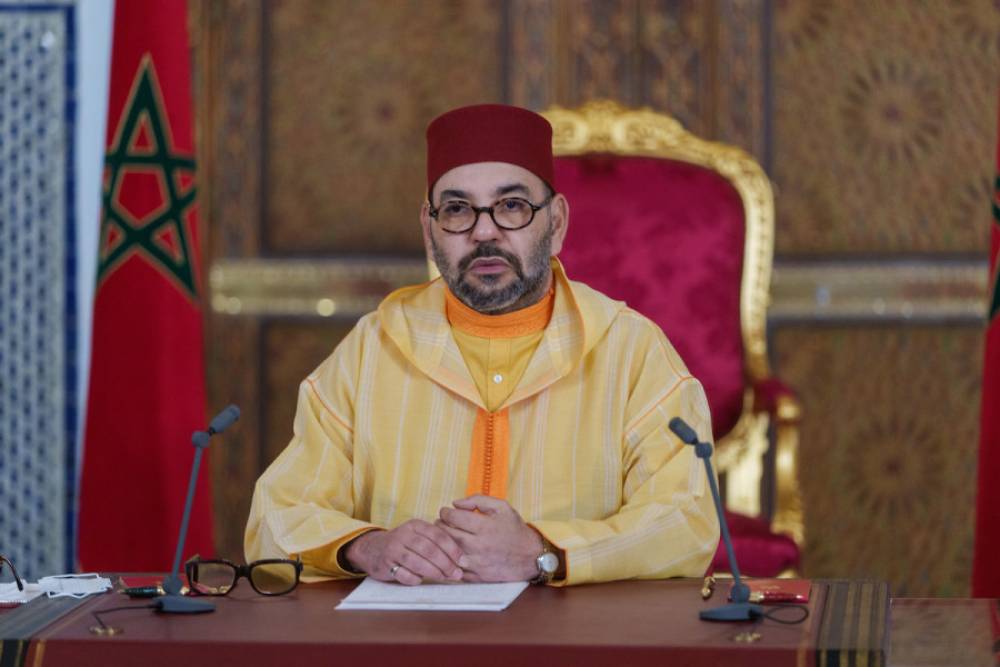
top-left (752, 377), bottom-right (800, 423)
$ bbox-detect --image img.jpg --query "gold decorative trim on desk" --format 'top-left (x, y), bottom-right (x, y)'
top-left (770, 259), bottom-right (989, 323)
top-left (209, 258), bottom-right (429, 318)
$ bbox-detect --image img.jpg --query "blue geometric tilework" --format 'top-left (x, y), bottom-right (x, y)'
top-left (0, 3), bottom-right (76, 579)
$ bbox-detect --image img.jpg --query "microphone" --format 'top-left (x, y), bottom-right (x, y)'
top-left (157, 405), bottom-right (241, 614)
top-left (209, 404), bottom-right (240, 435)
top-left (192, 405), bottom-right (240, 448)
top-left (668, 417), bottom-right (699, 445)
top-left (669, 417), bottom-right (762, 622)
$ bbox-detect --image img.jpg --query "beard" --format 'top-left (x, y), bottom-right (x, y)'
top-left (432, 222), bottom-right (554, 315)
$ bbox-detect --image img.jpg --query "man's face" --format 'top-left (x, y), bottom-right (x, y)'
top-left (421, 162), bottom-right (569, 315)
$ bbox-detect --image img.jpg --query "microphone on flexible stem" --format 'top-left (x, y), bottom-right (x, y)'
top-left (669, 416), bottom-right (763, 622)
top-left (156, 405), bottom-right (241, 614)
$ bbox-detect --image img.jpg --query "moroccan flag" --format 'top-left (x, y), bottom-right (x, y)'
top-left (78, 0), bottom-right (213, 571)
top-left (972, 94), bottom-right (1000, 597)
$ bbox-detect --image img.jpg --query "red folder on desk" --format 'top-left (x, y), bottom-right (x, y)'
top-left (744, 578), bottom-right (811, 604)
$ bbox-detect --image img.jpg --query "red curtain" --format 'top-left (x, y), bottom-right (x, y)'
top-left (972, 92), bottom-right (1000, 597)
top-left (78, 0), bottom-right (213, 571)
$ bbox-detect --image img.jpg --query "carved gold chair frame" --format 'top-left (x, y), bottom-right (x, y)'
top-left (540, 100), bottom-right (804, 547)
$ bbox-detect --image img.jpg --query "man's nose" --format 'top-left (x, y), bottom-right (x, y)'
top-left (468, 209), bottom-right (503, 242)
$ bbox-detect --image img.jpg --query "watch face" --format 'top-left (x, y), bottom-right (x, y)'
top-left (538, 551), bottom-right (559, 574)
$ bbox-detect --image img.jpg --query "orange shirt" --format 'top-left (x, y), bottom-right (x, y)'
top-left (445, 286), bottom-right (554, 499)
top-left (445, 286), bottom-right (554, 412)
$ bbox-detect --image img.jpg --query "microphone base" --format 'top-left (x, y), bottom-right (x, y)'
top-left (155, 595), bottom-right (215, 614)
top-left (699, 602), bottom-right (764, 622)
top-left (161, 574), bottom-right (185, 596)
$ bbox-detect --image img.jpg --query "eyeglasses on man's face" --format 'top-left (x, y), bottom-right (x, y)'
top-left (0, 553), bottom-right (24, 592)
top-left (185, 557), bottom-right (302, 596)
top-left (429, 195), bottom-right (553, 234)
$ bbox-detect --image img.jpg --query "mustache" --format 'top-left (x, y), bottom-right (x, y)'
top-left (458, 244), bottom-right (524, 276)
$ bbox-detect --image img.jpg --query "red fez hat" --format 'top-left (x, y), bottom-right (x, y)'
top-left (426, 104), bottom-right (555, 195)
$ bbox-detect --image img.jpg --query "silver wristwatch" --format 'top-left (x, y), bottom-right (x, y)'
top-left (530, 549), bottom-right (559, 585)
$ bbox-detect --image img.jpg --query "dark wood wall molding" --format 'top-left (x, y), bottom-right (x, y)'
top-left (196, 0), bottom-right (265, 559)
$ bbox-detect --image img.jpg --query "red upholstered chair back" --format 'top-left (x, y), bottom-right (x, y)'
top-left (554, 156), bottom-right (746, 438)
top-left (542, 102), bottom-right (805, 562)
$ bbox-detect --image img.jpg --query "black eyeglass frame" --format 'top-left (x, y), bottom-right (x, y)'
top-left (428, 194), bottom-right (554, 234)
top-left (184, 556), bottom-right (303, 597)
top-left (0, 553), bottom-right (24, 592)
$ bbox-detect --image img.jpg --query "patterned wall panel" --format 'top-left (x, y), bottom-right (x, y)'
top-left (507, 0), bottom-right (768, 161)
top-left (195, 0), bottom-right (265, 560)
top-left (772, 0), bottom-right (1000, 254)
top-left (773, 326), bottom-right (983, 597)
top-left (504, 0), bottom-right (556, 111)
top-left (635, 0), bottom-right (710, 139)
top-left (262, 322), bottom-right (353, 467)
top-left (0, 4), bottom-right (75, 578)
top-left (264, 0), bottom-right (504, 255)
top-left (713, 0), bottom-right (769, 164)
top-left (561, 0), bottom-right (648, 107)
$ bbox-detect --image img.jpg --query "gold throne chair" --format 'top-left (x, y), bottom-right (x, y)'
top-left (541, 100), bottom-right (803, 575)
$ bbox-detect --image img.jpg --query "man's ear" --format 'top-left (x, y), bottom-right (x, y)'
top-left (548, 193), bottom-right (570, 256)
top-left (421, 201), bottom-right (443, 279)
top-left (420, 200), bottom-right (434, 259)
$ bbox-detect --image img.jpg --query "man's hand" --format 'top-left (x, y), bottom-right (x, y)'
top-left (436, 495), bottom-right (543, 582)
top-left (344, 520), bottom-right (464, 586)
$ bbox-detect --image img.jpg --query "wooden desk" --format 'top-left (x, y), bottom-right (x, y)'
top-left (2, 579), bottom-right (989, 667)
top-left (889, 597), bottom-right (999, 666)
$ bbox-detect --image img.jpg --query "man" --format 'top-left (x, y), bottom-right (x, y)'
top-left (245, 104), bottom-right (719, 586)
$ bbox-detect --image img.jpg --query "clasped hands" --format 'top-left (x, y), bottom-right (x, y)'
top-left (344, 495), bottom-right (543, 586)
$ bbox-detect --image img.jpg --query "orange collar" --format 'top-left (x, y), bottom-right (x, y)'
top-left (445, 285), bottom-right (555, 339)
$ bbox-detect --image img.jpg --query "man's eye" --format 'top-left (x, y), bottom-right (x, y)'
top-left (499, 198), bottom-right (529, 212)
top-left (442, 202), bottom-right (470, 215)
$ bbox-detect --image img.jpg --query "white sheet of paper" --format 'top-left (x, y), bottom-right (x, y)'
top-left (0, 582), bottom-right (43, 605)
top-left (336, 577), bottom-right (529, 611)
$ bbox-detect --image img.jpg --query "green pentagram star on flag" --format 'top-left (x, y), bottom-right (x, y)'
top-left (98, 57), bottom-right (198, 298)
